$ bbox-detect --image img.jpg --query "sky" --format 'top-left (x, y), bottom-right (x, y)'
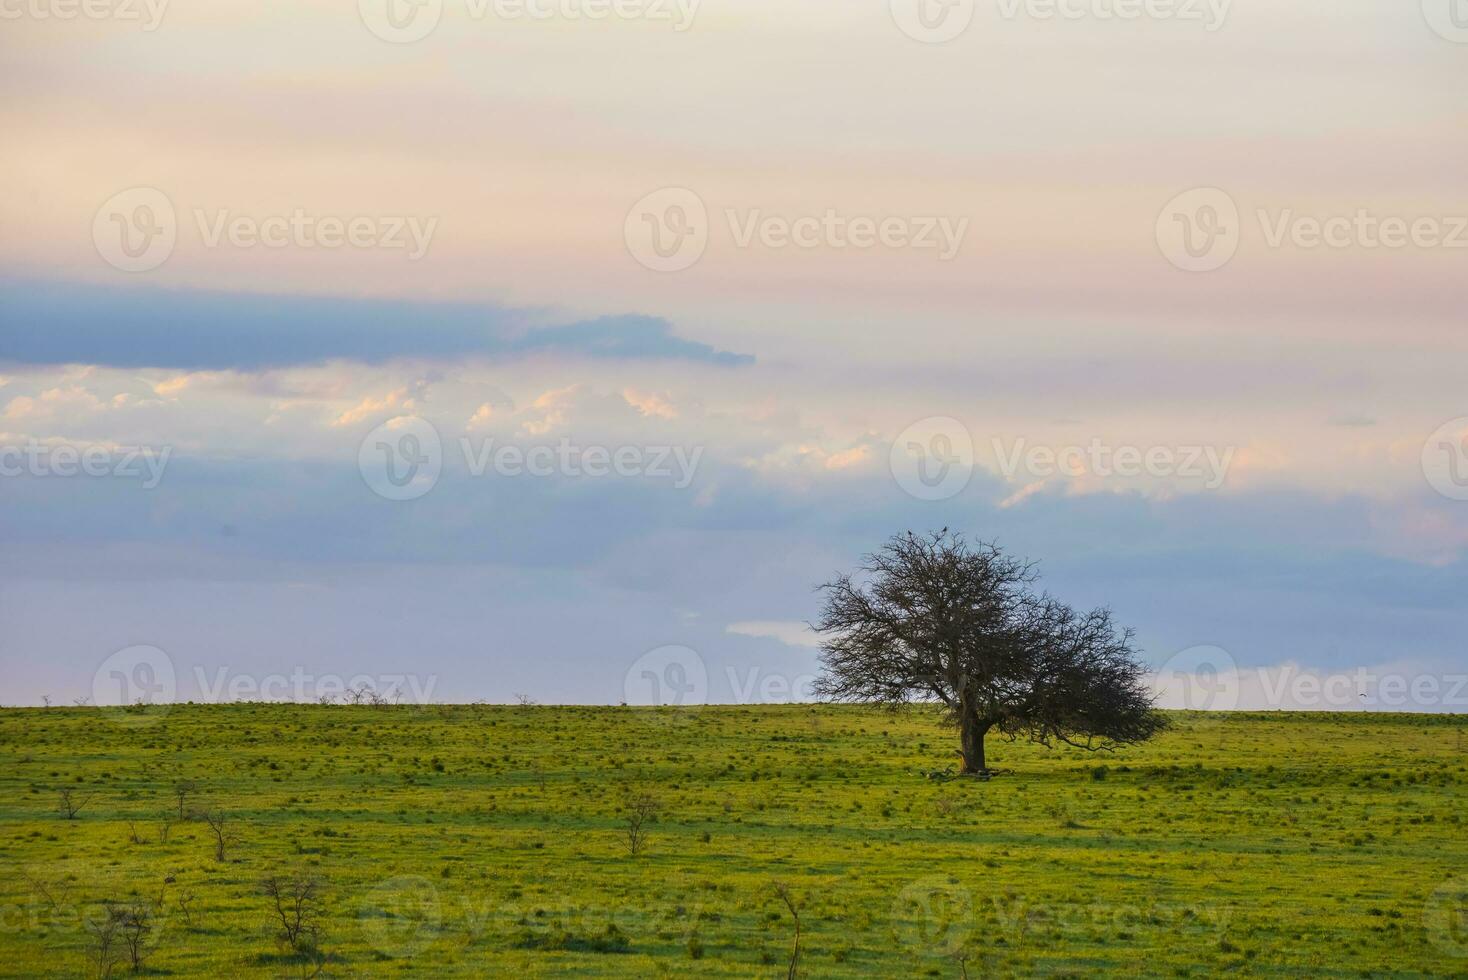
top-left (1, 0), bottom-right (1466, 711)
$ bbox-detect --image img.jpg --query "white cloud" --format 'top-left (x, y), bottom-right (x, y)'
top-left (622, 388), bottom-right (678, 420)
top-left (466, 403), bottom-right (496, 430)
top-left (998, 478), bottom-right (1050, 509)
top-left (332, 386), bottom-right (418, 427)
top-left (823, 444), bottom-right (871, 470)
top-left (2, 395), bottom-right (37, 420)
top-left (726, 620), bottom-right (821, 648)
top-left (153, 372), bottom-right (219, 397)
top-left (742, 437), bottom-right (878, 481)
top-left (3, 386), bottom-right (115, 421)
top-left (521, 384), bottom-right (582, 435)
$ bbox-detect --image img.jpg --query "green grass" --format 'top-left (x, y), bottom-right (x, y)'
top-left (1, 705), bottom-right (1465, 977)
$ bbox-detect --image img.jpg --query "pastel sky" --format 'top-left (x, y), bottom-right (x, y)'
top-left (2, 0), bottom-right (1465, 709)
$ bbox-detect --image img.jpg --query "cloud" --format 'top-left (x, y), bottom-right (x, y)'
top-left (740, 436), bottom-right (880, 484)
top-left (153, 371), bottom-right (219, 397)
top-left (5, 440), bottom-right (1466, 700)
top-left (513, 317), bottom-right (752, 366)
top-left (998, 478), bottom-right (1050, 509)
top-left (466, 403), bottom-right (495, 430)
top-left (2, 395), bottom-right (36, 420)
top-left (622, 388), bottom-right (678, 420)
top-left (823, 445), bottom-right (871, 470)
top-left (3, 385), bottom-right (119, 421)
top-left (0, 279), bottom-right (754, 371)
top-left (331, 386), bottom-right (417, 427)
top-left (522, 384), bottom-right (582, 435)
top-left (726, 620), bottom-right (822, 648)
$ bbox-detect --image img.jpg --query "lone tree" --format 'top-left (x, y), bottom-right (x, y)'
top-left (813, 530), bottom-right (1165, 775)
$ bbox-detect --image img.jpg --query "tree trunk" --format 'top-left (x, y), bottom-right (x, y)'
top-left (959, 713), bottom-right (991, 775)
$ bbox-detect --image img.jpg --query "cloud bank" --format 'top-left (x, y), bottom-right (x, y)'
top-left (0, 279), bottom-right (753, 370)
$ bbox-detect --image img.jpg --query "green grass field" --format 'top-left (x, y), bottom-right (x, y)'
top-left (1, 705), bottom-right (1464, 977)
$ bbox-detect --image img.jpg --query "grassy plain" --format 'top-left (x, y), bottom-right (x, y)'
top-left (0, 704), bottom-right (1464, 977)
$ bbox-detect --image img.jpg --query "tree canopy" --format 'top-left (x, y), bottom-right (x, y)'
top-left (813, 530), bottom-right (1165, 774)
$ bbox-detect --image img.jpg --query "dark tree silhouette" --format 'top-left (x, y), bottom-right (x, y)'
top-left (813, 530), bottom-right (1165, 774)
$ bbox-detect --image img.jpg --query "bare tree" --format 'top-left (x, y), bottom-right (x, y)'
top-left (176, 887), bottom-right (197, 929)
top-left (772, 881), bottom-right (802, 980)
top-left (344, 684), bottom-right (389, 706)
top-left (84, 909), bottom-right (123, 979)
top-left (22, 869), bottom-right (71, 917)
top-left (90, 901), bottom-right (154, 974)
top-left (261, 874), bottom-right (324, 953)
top-left (624, 794), bottom-right (659, 856)
top-left (814, 530), bottom-right (1166, 775)
top-left (121, 902), bottom-right (154, 972)
top-left (58, 787), bottom-right (91, 819)
top-left (173, 780), bottom-right (199, 821)
top-left (192, 807), bottom-right (233, 862)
